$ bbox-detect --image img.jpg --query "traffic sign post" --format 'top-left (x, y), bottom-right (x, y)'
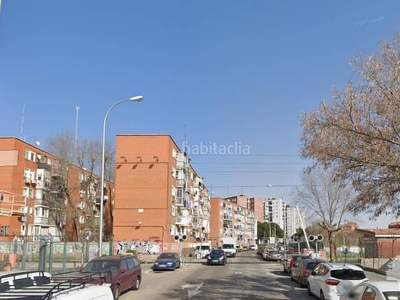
top-left (174, 234), bottom-right (187, 265)
top-left (308, 235), bottom-right (324, 258)
top-left (342, 246), bottom-right (349, 264)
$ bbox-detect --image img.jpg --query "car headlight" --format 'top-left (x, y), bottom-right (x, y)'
top-left (219, 256), bottom-right (224, 261)
top-left (154, 263), bottom-right (159, 266)
top-left (167, 262), bottom-right (173, 266)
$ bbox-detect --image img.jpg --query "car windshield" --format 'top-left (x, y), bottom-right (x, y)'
top-left (82, 260), bottom-right (119, 273)
top-left (330, 269), bottom-right (366, 280)
top-left (158, 253), bottom-right (177, 259)
top-left (294, 256), bottom-right (308, 261)
top-left (306, 262), bottom-right (320, 269)
top-left (211, 250), bottom-right (224, 256)
top-left (223, 244), bottom-right (235, 249)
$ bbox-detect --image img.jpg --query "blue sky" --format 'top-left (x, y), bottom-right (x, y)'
top-left (1, 1), bottom-right (399, 228)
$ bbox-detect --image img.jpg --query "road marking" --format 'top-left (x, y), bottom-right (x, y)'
top-left (181, 283), bottom-right (203, 298)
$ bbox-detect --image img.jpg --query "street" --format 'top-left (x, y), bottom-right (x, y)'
top-left (120, 251), bottom-right (387, 300)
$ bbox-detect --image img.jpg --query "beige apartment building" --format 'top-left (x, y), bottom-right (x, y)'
top-left (210, 197), bottom-right (257, 248)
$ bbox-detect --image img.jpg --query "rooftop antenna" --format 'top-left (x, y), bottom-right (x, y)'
top-left (20, 104), bottom-right (25, 141)
top-left (75, 106), bottom-right (80, 160)
top-left (183, 123), bottom-right (188, 154)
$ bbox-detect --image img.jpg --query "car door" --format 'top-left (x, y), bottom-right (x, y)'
top-left (132, 256), bottom-right (141, 282)
top-left (344, 284), bottom-right (367, 300)
top-left (119, 258), bottom-right (130, 292)
top-left (125, 257), bottom-right (136, 289)
top-left (291, 261), bottom-right (301, 279)
top-left (309, 264), bottom-right (324, 296)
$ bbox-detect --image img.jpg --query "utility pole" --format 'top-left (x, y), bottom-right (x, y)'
top-left (75, 106), bottom-right (80, 161)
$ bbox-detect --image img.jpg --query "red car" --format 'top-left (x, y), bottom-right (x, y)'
top-left (283, 254), bottom-right (309, 276)
top-left (80, 254), bottom-right (142, 300)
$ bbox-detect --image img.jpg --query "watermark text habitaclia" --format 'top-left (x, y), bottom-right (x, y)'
top-left (183, 141), bottom-right (250, 155)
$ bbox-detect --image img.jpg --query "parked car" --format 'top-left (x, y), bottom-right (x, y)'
top-left (207, 249), bottom-right (227, 265)
top-left (290, 258), bottom-right (325, 287)
top-left (283, 254), bottom-right (309, 275)
top-left (307, 262), bottom-right (368, 300)
top-left (339, 281), bottom-right (400, 300)
top-left (151, 252), bottom-right (181, 271)
top-left (263, 250), bottom-right (282, 261)
top-left (0, 270), bottom-right (114, 300)
top-left (249, 244), bottom-right (258, 251)
top-left (80, 254), bottom-right (142, 300)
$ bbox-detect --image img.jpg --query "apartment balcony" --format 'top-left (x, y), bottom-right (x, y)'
top-left (223, 214), bottom-right (232, 220)
top-left (175, 196), bottom-right (185, 207)
top-left (34, 216), bottom-right (49, 226)
top-left (175, 216), bottom-right (190, 226)
top-left (223, 220), bottom-right (233, 228)
top-left (37, 162), bottom-right (51, 171)
top-left (52, 167), bottom-right (63, 178)
top-left (191, 222), bottom-right (202, 229)
top-left (176, 179), bottom-right (186, 187)
top-left (35, 199), bottom-right (49, 207)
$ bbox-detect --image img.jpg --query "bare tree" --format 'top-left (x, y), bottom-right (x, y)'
top-left (45, 130), bottom-right (115, 242)
top-left (294, 167), bottom-right (354, 262)
top-left (300, 32), bottom-right (400, 220)
top-left (46, 130), bottom-right (78, 241)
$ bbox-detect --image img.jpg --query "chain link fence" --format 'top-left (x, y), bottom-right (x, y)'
top-left (0, 236), bottom-right (113, 274)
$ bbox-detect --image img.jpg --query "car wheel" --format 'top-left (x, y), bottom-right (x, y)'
top-left (297, 276), bottom-right (303, 287)
top-left (113, 285), bottom-right (121, 300)
top-left (307, 284), bottom-right (312, 296)
top-left (320, 291), bottom-right (325, 300)
top-left (132, 277), bottom-right (140, 290)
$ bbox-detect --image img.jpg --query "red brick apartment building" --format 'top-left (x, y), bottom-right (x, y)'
top-left (210, 197), bottom-right (257, 248)
top-left (113, 135), bottom-right (211, 253)
top-left (0, 137), bottom-right (113, 242)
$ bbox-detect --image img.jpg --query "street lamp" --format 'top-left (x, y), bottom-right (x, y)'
top-left (98, 95), bottom-right (144, 257)
top-left (266, 184), bottom-right (287, 259)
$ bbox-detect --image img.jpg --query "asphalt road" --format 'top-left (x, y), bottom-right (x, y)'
top-left (120, 251), bottom-right (388, 300)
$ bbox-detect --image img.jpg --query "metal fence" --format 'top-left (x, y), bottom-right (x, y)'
top-left (1, 236), bottom-right (113, 274)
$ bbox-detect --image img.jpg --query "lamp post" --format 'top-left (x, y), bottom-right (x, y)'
top-left (266, 184), bottom-right (287, 259)
top-left (98, 95), bottom-right (144, 257)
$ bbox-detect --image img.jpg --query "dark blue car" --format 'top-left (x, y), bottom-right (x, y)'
top-left (151, 252), bottom-right (181, 271)
top-left (207, 249), bottom-right (227, 265)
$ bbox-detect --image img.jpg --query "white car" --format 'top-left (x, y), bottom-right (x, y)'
top-left (249, 245), bottom-right (258, 251)
top-left (339, 281), bottom-right (400, 300)
top-left (307, 262), bottom-right (368, 300)
top-left (0, 270), bottom-right (114, 300)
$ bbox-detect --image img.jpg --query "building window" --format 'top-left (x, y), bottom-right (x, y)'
top-left (23, 187), bottom-right (33, 198)
top-left (171, 186), bottom-right (177, 196)
top-left (172, 148), bottom-right (177, 158)
top-left (25, 150), bottom-right (36, 162)
top-left (171, 167), bottom-right (177, 178)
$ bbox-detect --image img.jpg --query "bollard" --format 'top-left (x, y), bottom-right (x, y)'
top-left (62, 242), bottom-right (67, 273)
top-left (8, 253), bottom-right (17, 269)
top-left (21, 240), bottom-right (27, 270)
top-left (48, 236), bottom-right (54, 274)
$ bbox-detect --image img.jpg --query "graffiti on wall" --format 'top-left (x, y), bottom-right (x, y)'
top-left (116, 239), bottom-right (161, 255)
